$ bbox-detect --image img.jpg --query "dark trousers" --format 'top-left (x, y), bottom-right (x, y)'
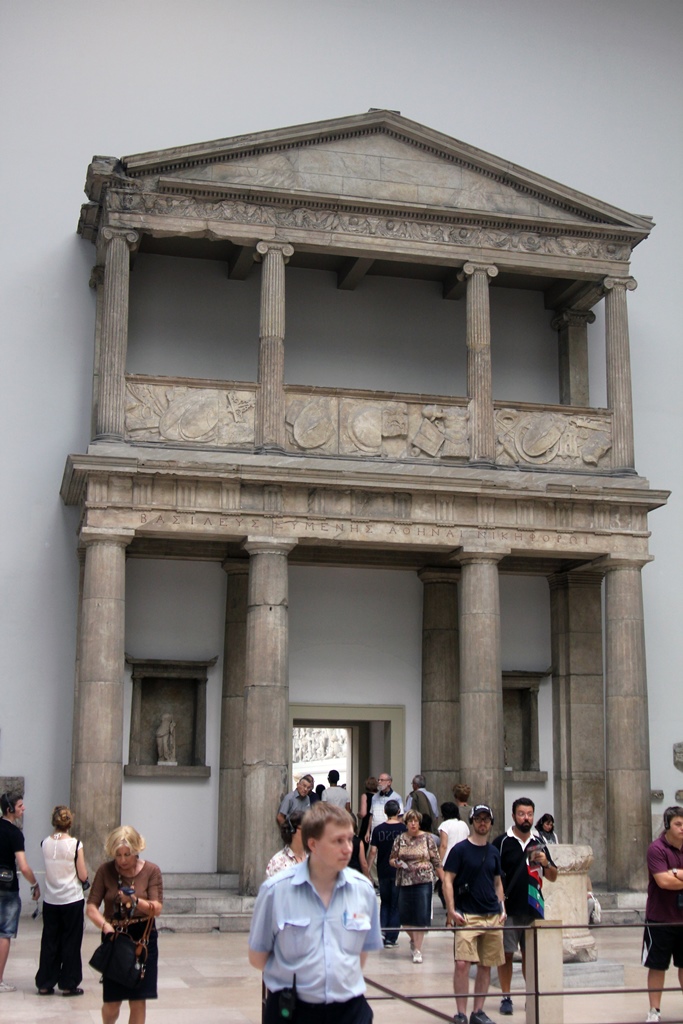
top-left (378, 876), bottom-right (400, 943)
top-left (264, 991), bottom-right (372, 1023)
top-left (35, 899), bottom-right (84, 991)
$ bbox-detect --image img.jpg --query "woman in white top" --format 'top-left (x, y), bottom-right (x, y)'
top-left (35, 805), bottom-right (88, 996)
top-left (438, 802), bottom-right (470, 863)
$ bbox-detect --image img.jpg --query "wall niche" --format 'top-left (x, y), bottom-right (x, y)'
top-left (124, 657), bottom-right (216, 778)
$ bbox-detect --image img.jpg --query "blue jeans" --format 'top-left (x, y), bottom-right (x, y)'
top-left (378, 877), bottom-right (400, 943)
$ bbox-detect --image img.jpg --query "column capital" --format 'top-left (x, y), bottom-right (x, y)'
top-left (255, 240), bottom-right (294, 262)
top-left (101, 227), bottom-right (140, 249)
top-left (222, 557), bottom-right (250, 576)
top-left (453, 546), bottom-right (509, 566)
top-left (243, 536), bottom-right (297, 557)
top-left (592, 553), bottom-right (652, 572)
top-left (460, 261), bottom-right (498, 280)
top-left (602, 275), bottom-right (637, 294)
top-left (418, 567), bottom-right (461, 585)
top-left (551, 308), bottom-right (596, 331)
top-left (79, 526), bottom-right (135, 548)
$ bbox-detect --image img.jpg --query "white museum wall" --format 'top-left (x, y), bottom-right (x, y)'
top-left (0, 1), bottom-right (680, 874)
top-left (122, 559), bottom-right (226, 872)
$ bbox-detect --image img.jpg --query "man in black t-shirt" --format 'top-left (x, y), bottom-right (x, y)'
top-left (443, 804), bottom-right (505, 1024)
top-left (367, 799), bottom-right (405, 947)
top-left (0, 792), bottom-right (40, 992)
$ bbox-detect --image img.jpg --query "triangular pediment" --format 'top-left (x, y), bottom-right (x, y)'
top-left (116, 111), bottom-right (653, 235)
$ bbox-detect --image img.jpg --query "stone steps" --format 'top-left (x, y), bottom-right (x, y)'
top-left (592, 890), bottom-right (647, 926)
top-left (158, 873), bottom-right (256, 933)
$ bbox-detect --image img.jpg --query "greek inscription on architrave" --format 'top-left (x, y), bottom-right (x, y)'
top-left (495, 408), bottom-right (612, 470)
top-left (125, 380), bottom-right (255, 446)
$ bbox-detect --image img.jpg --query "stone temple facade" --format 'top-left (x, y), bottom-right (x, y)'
top-left (61, 111), bottom-right (668, 893)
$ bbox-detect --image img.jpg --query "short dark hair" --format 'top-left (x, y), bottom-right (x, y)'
top-left (664, 806), bottom-right (683, 831)
top-left (301, 802), bottom-right (354, 852)
top-left (384, 799), bottom-right (400, 818)
top-left (440, 802), bottom-right (459, 821)
top-left (512, 797), bottom-right (535, 815)
top-left (0, 792), bottom-right (21, 815)
top-left (328, 769), bottom-right (340, 784)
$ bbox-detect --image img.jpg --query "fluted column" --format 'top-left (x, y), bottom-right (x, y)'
top-left (549, 570), bottom-right (606, 881)
top-left (419, 569), bottom-right (460, 809)
top-left (461, 262), bottom-right (498, 464)
top-left (551, 309), bottom-right (595, 406)
top-left (240, 537), bottom-right (296, 894)
top-left (603, 557), bottom-right (651, 890)
top-left (71, 527), bottom-right (133, 871)
top-left (603, 276), bottom-right (637, 472)
top-left (95, 229), bottom-right (139, 440)
top-left (217, 559), bottom-right (249, 873)
top-left (255, 241), bottom-right (294, 451)
top-left (457, 552), bottom-right (505, 819)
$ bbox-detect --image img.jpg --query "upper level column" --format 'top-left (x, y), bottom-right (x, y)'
top-left (255, 240), bottom-right (294, 451)
top-left (603, 275), bottom-right (637, 473)
top-left (460, 261), bottom-right (498, 465)
top-left (551, 309), bottom-right (595, 406)
top-left (95, 228), bottom-right (139, 440)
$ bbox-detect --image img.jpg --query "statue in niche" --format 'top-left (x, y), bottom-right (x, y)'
top-left (156, 713), bottom-right (177, 765)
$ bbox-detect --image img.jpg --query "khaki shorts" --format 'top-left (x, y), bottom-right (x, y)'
top-left (454, 913), bottom-right (505, 967)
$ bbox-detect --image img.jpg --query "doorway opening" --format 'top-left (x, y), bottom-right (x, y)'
top-left (290, 704), bottom-right (405, 815)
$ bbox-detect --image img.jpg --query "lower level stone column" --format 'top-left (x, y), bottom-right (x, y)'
top-left (217, 560), bottom-right (249, 874)
top-left (240, 537), bottom-right (296, 894)
top-left (71, 527), bottom-right (133, 870)
top-left (419, 569), bottom-right (460, 809)
top-left (457, 552), bottom-right (505, 819)
top-left (603, 556), bottom-right (652, 890)
top-left (549, 570), bottom-right (606, 881)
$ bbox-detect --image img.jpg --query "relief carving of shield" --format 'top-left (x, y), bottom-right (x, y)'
top-left (520, 413), bottom-right (564, 459)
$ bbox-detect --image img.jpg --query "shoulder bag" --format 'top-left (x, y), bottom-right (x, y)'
top-left (89, 916), bottom-right (154, 989)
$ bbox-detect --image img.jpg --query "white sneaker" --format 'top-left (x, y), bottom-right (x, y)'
top-left (646, 1011), bottom-right (661, 1023)
top-left (0, 982), bottom-right (16, 993)
top-left (412, 949), bottom-right (423, 963)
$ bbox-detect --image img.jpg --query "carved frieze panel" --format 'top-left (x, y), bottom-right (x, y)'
top-left (106, 190), bottom-right (633, 264)
top-left (495, 407), bottom-right (612, 471)
top-left (285, 391), bottom-right (469, 461)
top-left (125, 378), bottom-right (256, 446)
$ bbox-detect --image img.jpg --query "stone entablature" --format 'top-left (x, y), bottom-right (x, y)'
top-left (62, 454), bottom-right (663, 561)
top-left (124, 374), bottom-right (612, 472)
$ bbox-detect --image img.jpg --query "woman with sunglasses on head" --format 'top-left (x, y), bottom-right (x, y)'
top-left (86, 826), bottom-right (163, 1024)
top-left (266, 810), bottom-right (306, 877)
top-left (35, 805), bottom-right (89, 996)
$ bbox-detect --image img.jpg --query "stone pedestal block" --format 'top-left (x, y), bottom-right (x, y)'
top-left (525, 919), bottom-right (565, 1023)
top-left (543, 844), bottom-right (596, 963)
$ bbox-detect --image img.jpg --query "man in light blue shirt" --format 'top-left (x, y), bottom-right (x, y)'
top-left (249, 802), bottom-right (382, 1022)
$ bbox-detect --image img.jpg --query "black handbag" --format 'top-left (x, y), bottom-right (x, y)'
top-left (0, 868), bottom-right (14, 891)
top-left (89, 917), bottom-right (154, 988)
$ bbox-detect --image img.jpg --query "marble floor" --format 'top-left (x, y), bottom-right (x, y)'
top-left (0, 917), bottom-right (681, 1024)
